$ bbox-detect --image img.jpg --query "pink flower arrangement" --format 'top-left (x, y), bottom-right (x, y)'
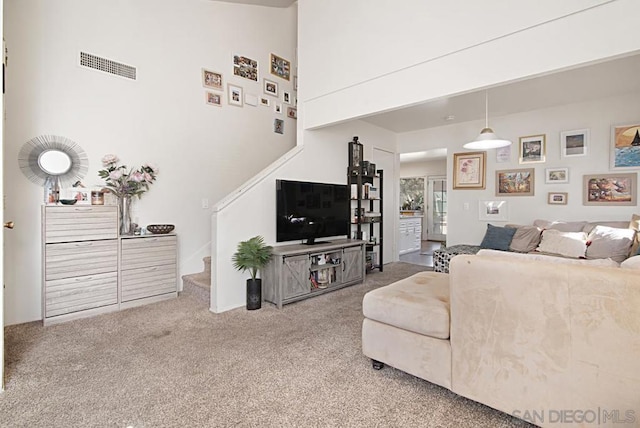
top-left (98, 154), bottom-right (158, 198)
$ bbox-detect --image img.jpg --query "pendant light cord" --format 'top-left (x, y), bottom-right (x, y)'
top-left (485, 91), bottom-right (489, 129)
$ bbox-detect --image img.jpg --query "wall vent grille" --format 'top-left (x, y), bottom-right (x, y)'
top-left (79, 52), bottom-right (137, 80)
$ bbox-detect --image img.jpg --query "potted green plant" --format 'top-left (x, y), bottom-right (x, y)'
top-left (232, 235), bottom-right (273, 310)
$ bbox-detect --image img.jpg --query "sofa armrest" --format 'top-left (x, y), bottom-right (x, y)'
top-left (449, 255), bottom-right (640, 424)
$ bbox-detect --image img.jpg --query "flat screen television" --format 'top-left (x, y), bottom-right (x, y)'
top-left (276, 179), bottom-right (350, 245)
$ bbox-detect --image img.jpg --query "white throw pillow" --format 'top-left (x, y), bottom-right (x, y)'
top-left (586, 225), bottom-right (635, 263)
top-left (621, 255), bottom-right (640, 270)
top-left (536, 229), bottom-right (588, 259)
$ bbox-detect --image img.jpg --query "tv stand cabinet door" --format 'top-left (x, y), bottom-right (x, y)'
top-left (282, 254), bottom-right (311, 300)
top-left (343, 245), bottom-right (364, 283)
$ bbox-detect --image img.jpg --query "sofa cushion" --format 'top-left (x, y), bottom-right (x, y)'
top-left (533, 219), bottom-right (587, 232)
top-left (480, 224), bottom-right (516, 251)
top-left (506, 225), bottom-right (542, 253)
top-left (621, 255), bottom-right (640, 269)
top-left (477, 248), bottom-right (619, 267)
top-left (629, 214), bottom-right (640, 256)
top-left (362, 271), bottom-right (450, 339)
top-left (586, 225), bottom-right (635, 263)
top-left (583, 221), bottom-right (629, 234)
top-left (536, 229), bottom-right (588, 258)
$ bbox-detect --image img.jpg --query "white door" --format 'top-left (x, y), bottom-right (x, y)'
top-left (372, 148), bottom-right (395, 265)
top-left (427, 176), bottom-right (447, 242)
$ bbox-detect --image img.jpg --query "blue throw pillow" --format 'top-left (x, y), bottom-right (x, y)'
top-left (480, 224), bottom-right (517, 251)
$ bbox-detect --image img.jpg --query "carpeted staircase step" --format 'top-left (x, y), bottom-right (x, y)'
top-left (181, 256), bottom-right (211, 304)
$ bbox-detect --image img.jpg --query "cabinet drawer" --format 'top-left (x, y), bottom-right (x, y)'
top-left (121, 264), bottom-right (177, 302)
top-left (45, 240), bottom-right (118, 280)
top-left (44, 206), bottom-right (118, 243)
top-left (121, 236), bottom-right (177, 270)
top-left (45, 272), bottom-right (117, 318)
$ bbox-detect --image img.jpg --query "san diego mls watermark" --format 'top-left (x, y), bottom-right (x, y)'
top-left (512, 408), bottom-right (636, 425)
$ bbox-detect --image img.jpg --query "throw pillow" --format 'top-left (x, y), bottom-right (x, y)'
top-left (586, 225), bottom-right (636, 263)
top-left (621, 255), bottom-right (640, 270)
top-left (536, 229), bottom-right (588, 258)
top-left (480, 224), bottom-right (516, 251)
top-left (533, 220), bottom-right (587, 232)
top-left (507, 225), bottom-right (543, 253)
top-left (629, 214), bottom-right (640, 256)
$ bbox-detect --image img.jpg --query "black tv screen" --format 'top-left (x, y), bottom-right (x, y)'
top-left (276, 179), bottom-right (349, 244)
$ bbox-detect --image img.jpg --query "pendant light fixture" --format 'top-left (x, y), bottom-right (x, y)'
top-left (463, 91), bottom-right (511, 150)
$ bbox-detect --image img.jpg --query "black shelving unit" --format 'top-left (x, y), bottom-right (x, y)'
top-left (347, 136), bottom-right (383, 273)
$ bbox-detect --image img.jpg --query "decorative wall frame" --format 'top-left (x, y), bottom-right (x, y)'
top-left (227, 84), bottom-right (243, 107)
top-left (560, 129), bottom-right (588, 158)
top-left (274, 103), bottom-right (283, 114)
top-left (496, 168), bottom-right (535, 196)
top-left (202, 69), bottom-right (223, 90)
top-left (287, 107), bottom-right (297, 119)
top-left (548, 192), bottom-right (568, 205)
top-left (478, 200), bottom-right (509, 221)
top-left (583, 173), bottom-right (637, 206)
top-left (274, 119), bottom-right (284, 134)
top-left (283, 91), bottom-right (291, 104)
top-left (259, 97), bottom-right (270, 107)
top-left (66, 188), bottom-right (91, 205)
top-left (205, 91), bottom-right (222, 107)
top-left (610, 123), bottom-right (640, 170)
top-left (270, 53), bottom-right (291, 81)
top-left (452, 151), bottom-right (486, 189)
top-left (519, 134), bottom-right (546, 164)
top-left (263, 78), bottom-right (278, 97)
top-left (545, 167), bottom-right (569, 184)
top-left (232, 54), bottom-right (258, 82)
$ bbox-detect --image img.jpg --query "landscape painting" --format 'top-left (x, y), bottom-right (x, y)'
top-left (496, 168), bottom-right (535, 196)
top-left (583, 173), bottom-right (636, 206)
top-left (611, 123), bottom-right (640, 169)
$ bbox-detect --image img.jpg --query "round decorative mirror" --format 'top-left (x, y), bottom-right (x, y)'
top-left (18, 134), bottom-right (89, 189)
top-left (38, 149), bottom-right (73, 176)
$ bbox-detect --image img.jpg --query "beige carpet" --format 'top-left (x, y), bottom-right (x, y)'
top-left (1, 262), bottom-right (531, 428)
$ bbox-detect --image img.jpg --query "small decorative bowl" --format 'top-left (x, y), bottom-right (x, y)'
top-left (146, 224), bottom-right (175, 234)
top-left (59, 199), bottom-right (78, 205)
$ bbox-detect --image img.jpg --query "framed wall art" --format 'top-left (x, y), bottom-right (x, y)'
top-left (545, 167), bottom-right (569, 184)
top-left (202, 69), bottom-right (223, 90)
top-left (270, 53), bottom-right (291, 81)
top-left (205, 91), bottom-right (222, 107)
top-left (283, 91), bottom-right (291, 104)
top-left (560, 129), bottom-right (588, 158)
top-left (453, 152), bottom-right (486, 190)
top-left (478, 200), bottom-right (509, 221)
top-left (496, 168), bottom-right (535, 196)
top-left (287, 107), bottom-right (297, 119)
top-left (583, 173), bottom-right (637, 206)
top-left (274, 118), bottom-right (284, 134)
top-left (227, 84), bottom-right (243, 107)
top-left (519, 134), bottom-right (546, 164)
top-left (232, 54), bottom-right (258, 82)
top-left (548, 192), bottom-right (568, 205)
top-left (264, 78), bottom-right (278, 97)
top-left (259, 97), bottom-right (270, 107)
top-left (610, 123), bottom-right (640, 169)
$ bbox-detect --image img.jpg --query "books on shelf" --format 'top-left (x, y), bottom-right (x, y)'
top-left (350, 183), bottom-right (380, 200)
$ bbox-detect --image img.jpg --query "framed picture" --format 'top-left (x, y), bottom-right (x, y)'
top-left (283, 91), bottom-right (291, 104)
top-left (274, 118), bottom-right (284, 134)
top-left (259, 97), bottom-right (270, 107)
top-left (478, 200), bottom-right (508, 221)
top-left (202, 69), bottom-right (223, 90)
top-left (519, 134), bottom-right (546, 164)
top-left (610, 123), bottom-right (640, 169)
top-left (583, 173), bottom-right (637, 206)
top-left (274, 103), bottom-right (282, 114)
top-left (232, 54), bottom-right (258, 82)
top-left (561, 129), bottom-right (588, 158)
top-left (264, 78), bottom-right (278, 97)
top-left (270, 53), bottom-right (291, 81)
top-left (244, 93), bottom-right (258, 106)
top-left (452, 152), bottom-right (486, 190)
top-left (66, 188), bottom-right (91, 205)
top-left (545, 167), bottom-right (569, 184)
top-left (496, 145), bottom-right (511, 163)
top-left (548, 192), bottom-right (568, 205)
top-left (294, 75), bottom-right (298, 91)
top-left (496, 168), bottom-right (535, 196)
top-left (227, 84), bottom-right (243, 107)
top-left (205, 91), bottom-right (222, 107)
top-left (287, 107), bottom-right (297, 119)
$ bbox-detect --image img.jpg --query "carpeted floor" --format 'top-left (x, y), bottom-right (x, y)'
top-left (1, 262), bottom-right (532, 428)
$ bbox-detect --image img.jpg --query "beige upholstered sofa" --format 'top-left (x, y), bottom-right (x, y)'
top-left (362, 253), bottom-right (640, 427)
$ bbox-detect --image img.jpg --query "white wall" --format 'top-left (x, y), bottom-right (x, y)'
top-left (211, 120), bottom-right (396, 312)
top-left (3, 0), bottom-right (297, 325)
top-left (400, 159), bottom-right (447, 178)
top-left (398, 92), bottom-right (640, 246)
top-left (1, 0), bottom-right (5, 391)
top-left (300, 0), bottom-right (640, 129)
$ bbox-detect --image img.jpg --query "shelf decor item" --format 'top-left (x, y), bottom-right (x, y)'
top-left (232, 235), bottom-right (273, 310)
top-left (98, 154), bottom-right (158, 235)
top-left (146, 224), bottom-right (175, 234)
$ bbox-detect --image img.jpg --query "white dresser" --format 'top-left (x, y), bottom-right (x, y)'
top-left (398, 216), bottom-right (422, 255)
top-left (42, 205), bottom-right (177, 325)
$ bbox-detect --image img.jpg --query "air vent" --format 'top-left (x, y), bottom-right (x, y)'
top-left (79, 51), bottom-right (137, 80)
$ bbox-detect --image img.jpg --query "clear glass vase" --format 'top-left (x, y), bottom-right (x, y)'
top-left (119, 195), bottom-right (133, 235)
